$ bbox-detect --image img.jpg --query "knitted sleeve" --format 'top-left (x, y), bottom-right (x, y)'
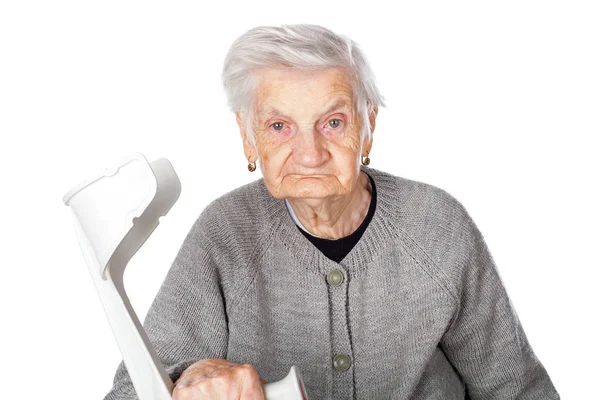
top-left (439, 203), bottom-right (560, 399)
top-left (102, 212), bottom-right (229, 400)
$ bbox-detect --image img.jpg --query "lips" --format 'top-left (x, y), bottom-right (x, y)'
top-left (291, 174), bottom-right (327, 177)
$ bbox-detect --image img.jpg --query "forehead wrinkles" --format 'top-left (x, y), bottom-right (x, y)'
top-left (255, 68), bottom-right (354, 110)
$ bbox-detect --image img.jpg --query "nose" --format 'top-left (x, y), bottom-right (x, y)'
top-left (291, 127), bottom-right (329, 168)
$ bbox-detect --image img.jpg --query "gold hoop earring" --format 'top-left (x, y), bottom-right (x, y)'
top-left (247, 161), bottom-right (256, 172)
top-left (361, 156), bottom-right (371, 166)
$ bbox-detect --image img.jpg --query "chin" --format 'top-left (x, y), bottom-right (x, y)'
top-left (285, 180), bottom-right (338, 199)
top-left (267, 174), bottom-right (343, 199)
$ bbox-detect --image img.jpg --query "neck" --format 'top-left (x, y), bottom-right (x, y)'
top-left (286, 171), bottom-right (372, 239)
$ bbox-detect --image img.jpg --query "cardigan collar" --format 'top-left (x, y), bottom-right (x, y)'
top-left (258, 166), bottom-right (402, 278)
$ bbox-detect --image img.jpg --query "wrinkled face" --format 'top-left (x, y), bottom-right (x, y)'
top-left (243, 67), bottom-right (371, 200)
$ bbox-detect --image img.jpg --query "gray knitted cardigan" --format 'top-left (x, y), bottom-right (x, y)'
top-left (104, 166), bottom-right (560, 399)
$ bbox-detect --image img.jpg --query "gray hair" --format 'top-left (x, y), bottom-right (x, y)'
top-left (221, 24), bottom-right (386, 150)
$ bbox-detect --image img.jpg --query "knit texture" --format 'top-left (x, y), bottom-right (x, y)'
top-left (103, 166), bottom-right (560, 399)
top-left (291, 172), bottom-right (377, 262)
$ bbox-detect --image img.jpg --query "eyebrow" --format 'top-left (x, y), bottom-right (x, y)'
top-left (260, 98), bottom-right (351, 121)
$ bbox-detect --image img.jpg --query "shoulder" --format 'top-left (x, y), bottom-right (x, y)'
top-left (188, 177), bottom-right (271, 263)
top-left (366, 167), bottom-right (481, 277)
top-left (183, 178), bottom-right (268, 306)
top-left (365, 166), bottom-right (471, 228)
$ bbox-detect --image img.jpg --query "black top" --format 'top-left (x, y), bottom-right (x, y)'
top-left (297, 172), bottom-right (377, 263)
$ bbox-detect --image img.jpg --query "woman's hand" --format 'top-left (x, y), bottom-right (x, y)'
top-left (173, 358), bottom-right (267, 400)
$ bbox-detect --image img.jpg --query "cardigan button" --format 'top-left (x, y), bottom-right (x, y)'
top-left (327, 269), bottom-right (344, 287)
top-left (333, 354), bottom-right (351, 371)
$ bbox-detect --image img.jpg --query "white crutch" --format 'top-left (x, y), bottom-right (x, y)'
top-left (63, 152), bottom-right (308, 400)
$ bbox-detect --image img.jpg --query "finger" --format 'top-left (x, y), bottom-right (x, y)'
top-left (237, 364), bottom-right (266, 400)
top-left (173, 376), bottom-right (237, 400)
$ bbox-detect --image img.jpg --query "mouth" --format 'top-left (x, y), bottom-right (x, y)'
top-left (290, 174), bottom-right (328, 178)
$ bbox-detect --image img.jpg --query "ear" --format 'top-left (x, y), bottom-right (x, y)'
top-left (236, 112), bottom-right (258, 162)
top-left (369, 106), bottom-right (378, 134)
top-left (362, 106), bottom-right (377, 156)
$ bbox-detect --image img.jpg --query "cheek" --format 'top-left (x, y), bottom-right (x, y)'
top-left (258, 143), bottom-right (290, 178)
top-left (255, 132), bottom-right (277, 162)
top-left (334, 118), bottom-right (362, 153)
top-left (259, 143), bottom-right (286, 165)
top-left (345, 136), bottom-right (361, 153)
top-left (331, 133), bottom-right (361, 156)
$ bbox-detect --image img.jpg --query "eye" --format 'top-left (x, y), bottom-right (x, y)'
top-left (327, 118), bottom-right (343, 129)
top-left (271, 122), bottom-right (285, 131)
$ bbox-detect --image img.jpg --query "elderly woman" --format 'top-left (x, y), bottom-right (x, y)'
top-left (105, 25), bottom-right (559, 399)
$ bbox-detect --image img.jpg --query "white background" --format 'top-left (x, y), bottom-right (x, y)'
top-left (1, 1), bottom-right (598, 398)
